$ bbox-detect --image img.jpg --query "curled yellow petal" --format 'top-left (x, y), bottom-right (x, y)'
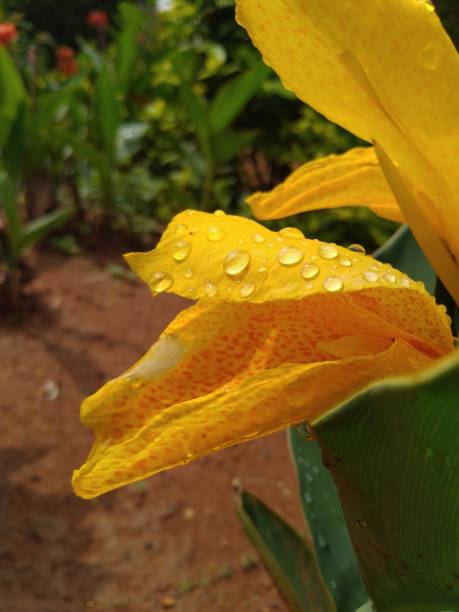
top-left (73, 211), bottom-right (453, 498)
top-left (247, 147), bottom-right (404, 223)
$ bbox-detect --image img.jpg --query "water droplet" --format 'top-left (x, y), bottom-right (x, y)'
top-left (172, 240), bottom-right (192, 262)
top-left (348, 243), bottom-right (366, 254)
top-left (318, 244), bottom-right (338, 260)
top-left (401, 278), bottom-right (411, 287)
top-left (324, 276), bottom-right (343, 292)
top-left (223, 249), bottom-right (251, 276)
top-left (384, 272), bottom-right (396, 284)
top-left (302, 263), bottom-right (320, 280)
top-left (278, 246), bottom-right (304, 266)
top-left (214, 209), bottom-right (226, 216)
top-left (279, 227), bottom-right (304, 240)
top-left (339, 258), bottom-right (352, 267)
top-left (187, 210), bottom-right (196, 216)
top-left (204, 280), bottom-right (217, 297)
top-left (258, 264), bottom-right (267, 273)
top-left (239, 281), bottom-right (256, 298)
top-left (175, 223), bottom-right (187, 233)
top-left (184, 268), bottom-right (193, 279)
top-left (363, 270), bottom-right (379, 282)
top-left (253, 233), bottom-right (266, 244)
top-left (207, 226), bottom-right (227, 242)
top-left (150, 272), bottom-right (173, 293)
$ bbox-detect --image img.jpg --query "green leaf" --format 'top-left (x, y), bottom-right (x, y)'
top-left (94, 67), bottom-right (122, 162)
top-left (115, 2), bottom-right (144, 93)
top-left (209, 61), bottom-right (270, 133)
top-left (236, 490), bottom-right (335, 612)
top-left (0, 172), bottom-right (21, 253)
top-left (289, 430), bottom-right (369, 612)
top-left (373, 225), bottom-right (435, 293)
top-left (212, 128), bottom-right (254, 163)
top-left (181, 84), bottom-right (212, 160)
top-left (0, 47), bottom-right (27, 149)
top-left (20, 209), bottom-right (73, 250)
top-left (312, 350), bottom-right (459, 610)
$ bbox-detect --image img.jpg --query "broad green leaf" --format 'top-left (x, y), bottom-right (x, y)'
top-left (289, 430), bottom-right (369, 612)
top-left (94, 67), bottom-right (122, 162)
top-left (0, 47), bottom-right (27, 149)
top-left (236, 490), bottom-right (335, 612)
top-left (312, 350), bottom-right (459, 610)
top-left (115, 2), bottom-right (143, 93)
top-left (20, 209), bottom-right (73, 250)
top-left (374, 225), bottom-right (435, 293)
top-left (209, 61), bottom-right (270, 133)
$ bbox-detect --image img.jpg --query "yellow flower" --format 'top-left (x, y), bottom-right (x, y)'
top-left (236, 0), bottom-right (459, 304)
top-left (73, 211), bottom-right (453, 498)
top-left (73, 0), bottom-right (458, 498)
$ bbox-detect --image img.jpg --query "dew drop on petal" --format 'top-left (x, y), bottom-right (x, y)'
top-left (204, 280), bottom-right (217, 297)
top-left (258, 264), bottom-right (267, 273)
top-left (214, 209), bottom-right (226, 216)
top-left (253, 233), bottom-right (266, 244)
top-left (172, 240), bottom-right (192, 262)
top-left (223, 249), bottom-right (251, 276)
top-left (324, 276), bottom-right (343, 292)
top-left (339, 258), bottom-right (352, 267)
top-left (318, 244), bottom-right (338, 260)
top-left (302, 262), bottom-right (320, 280)
top-left (401, 278), bottom-right (411, 287)
top-left (150, 272), bottom-right (174, 293)
top-left (348, 243), bottom-right (366, 254)
top-left (279, 227), bottom-right (304, 240)
top-left (239, 281), bottom-right (256, 298)
top-left (384, 272), bottom-right (396, 284)
top-left (278, 246), bottom-right (304, 266)
top-left (175, 223), bottom-right (187, 234)
top-left (184, 268), bottom-right (193, 279)
top-left (363, 270), bottom-right (379, 282)
top-left (207, 226), bottom-right (227, 242)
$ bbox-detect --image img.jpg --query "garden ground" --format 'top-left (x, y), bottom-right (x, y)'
top-left (0, 249), bottom-right (305, 612)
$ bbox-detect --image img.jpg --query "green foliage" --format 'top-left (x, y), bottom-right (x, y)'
top-left (288, 430), bottom-right (368, 612)
top-left (312, 350), bottom-right (459, 610)
top-left (237, 490), bottom-right (335, 611)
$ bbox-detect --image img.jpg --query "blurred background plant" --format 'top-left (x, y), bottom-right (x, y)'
top-left (1, 0), bottom-right (458, 307)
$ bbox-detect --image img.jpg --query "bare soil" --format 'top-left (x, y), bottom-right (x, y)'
top-left (0, 251), bottom-right (305, 612)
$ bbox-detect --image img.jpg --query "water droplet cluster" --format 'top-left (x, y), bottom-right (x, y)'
top-left (145, 212), bottom-right (416, 300)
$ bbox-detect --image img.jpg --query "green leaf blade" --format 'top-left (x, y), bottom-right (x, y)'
top-left (237, 490), bottom-right (335, 612)
top-left (289, 431), bottom-right (369, 612)
top-left (313, 351), bottom-right (459, 610)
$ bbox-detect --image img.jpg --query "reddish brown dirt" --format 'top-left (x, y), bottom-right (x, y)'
top-left (0, 251), bottom-right (305, 612)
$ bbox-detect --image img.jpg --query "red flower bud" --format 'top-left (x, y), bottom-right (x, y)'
top-left (56, 46), bottom-right (78, 76)
top-left (86, 10), bottom-right (109, 29)
top-left (0, 23), bottom-right (18, 46)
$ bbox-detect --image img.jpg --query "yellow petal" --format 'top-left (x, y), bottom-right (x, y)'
top-left (375, 143), bottom-right (459, 306)
top-left (247, 147), bottom-right (404, 223)
top-left (73, 211), bottom-right (453, 498)
top-left (236, 0), bottom-right (459, 283)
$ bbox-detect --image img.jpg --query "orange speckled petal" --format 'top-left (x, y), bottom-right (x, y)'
top-left (248, 147), bottom-right (404, 224)
top-left (125, 211), bottom-right (451, 352)
top-left (72, 291), bottom-right (444, 498)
